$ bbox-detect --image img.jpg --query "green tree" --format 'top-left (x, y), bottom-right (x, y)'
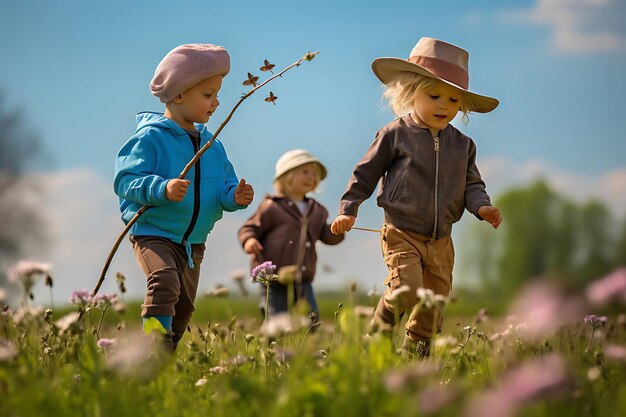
top-left (466, 180), bottom-right (618, 299)
top-left (0, 94), bottom-right (48, 287)
top-left (616, 218), bottom-right (626, 266)
top-left (573, 201), bottom-right (614, 284)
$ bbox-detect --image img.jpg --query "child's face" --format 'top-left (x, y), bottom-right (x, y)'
top-left (411, 80), bottom-right (461, 136)
top-left (285, 163), bottom-right (321, 197)
top-left (171, 75), bottom-right (223, 129)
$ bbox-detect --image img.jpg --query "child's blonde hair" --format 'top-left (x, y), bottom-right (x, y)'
top-left (382, 72), bottom-right (470, 124)
top-left (273, 162), bottom-right (323, 195)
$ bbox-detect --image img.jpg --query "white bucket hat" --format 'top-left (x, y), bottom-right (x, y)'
top-left (371, 37), bottom-right (499, 113)
top-left (273, 149), bottom-right (327, 182)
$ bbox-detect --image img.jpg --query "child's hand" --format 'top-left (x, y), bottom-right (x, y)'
top-left (243, 238), bottom-right (264, 255)
top-left (478, 205), bottom-right (503, 229)
top-left (166, 179), bottom-right (190, 202)
top-left (331, 215), bottom-right (356, 235)
top-left (234, 179), bottom-right (254, 206)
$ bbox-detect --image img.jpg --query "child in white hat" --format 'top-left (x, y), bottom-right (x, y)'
top-left (114, 44), bottom-right (254, 351)
top-left (239, 149), bottom-right (344, 323)
top-left (331, 37), bottom-right (502, 358)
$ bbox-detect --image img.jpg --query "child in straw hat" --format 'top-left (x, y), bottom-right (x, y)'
top-left (331, 37), bottom-right (502, 358)
top-left (114, 44), bottom-right (254, 351)
top-left (239, 149), bottom-right (344, 324)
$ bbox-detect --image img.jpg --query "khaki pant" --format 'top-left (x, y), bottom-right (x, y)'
top-left (130, 235), bottom-right (205, 342)
top-left (373, 223), bottom-right (454, 340)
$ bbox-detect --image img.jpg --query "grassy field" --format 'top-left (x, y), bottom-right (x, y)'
top-left (1, 285), bottom-right (625, 417)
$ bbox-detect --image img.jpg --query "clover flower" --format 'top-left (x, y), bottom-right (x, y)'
top-left (465, 354), bottom-right (568, 417)
top-left (92, 293), bottom-right (119, 308)
top-left (7, 260), bottom-right (51, 284)
top-left (6, 260), bottom-right (52, 302)
top-left (0, 339), bottom-right (18, 362)
top-left (584, 314), bottom-right (608, 329)
top-left (97, 338), bottom-right (117, 352)
top-left (69, 289), bottom-right (92, 307)
top-left (584, 314), bottom-right (608, 352)
top-left (585, 267), bottom-right (626, 307)
top-left (251, 261), bottom-right (278, 285)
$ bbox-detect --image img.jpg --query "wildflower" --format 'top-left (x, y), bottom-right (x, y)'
top-left (367, 287), bottom-right (381, 299)
top-left (106, 332), bottom-right (159, 377)
top-left (69, 289), bottom-right (92, 307)
top-left (585, 267), bottom-right (626, 307)
top-left (93, 293), bottom-right (119, 308)
top-left (434, 335), bottom-right (459, 348)
top-left (54, 312), bottom-right (81, 333)
top-left (6, 260), bottom-right (51, 300)
top-left (384, 362), bottom-right (441, 391)
top-left (251, 261), bottom-right (278, 285)
top-left (584, 314), bottom-right (608, 352)
top-left (97, 338), bottom-right (117, 352)
top-left (0, 339), bottom-right (18, 362)
top-left (195, 377), bottom-right (208, 386)
top-left (416, 287), bottom-right (435, 308)
top-left (417, 384), bottom-right (459, 415)
top-left (587, 366), bottom-right (601, 381)
top-left (584, 314), bottom-right (608, 329)
top-left (507, 280), bottom-right (584, 341)
top-left (463, 325), bottom-right (477, 336)
top-left (7, 260), bottom-right (51, 283)
top-left (604, 344), bottom-right (626, 361)
top-left (387, 285), bottom-right (411, 302)
top-left (206, 284), bottom-right (229, 298)
top-left (474, 308), bottom-right (489, 324)
top-left (12, 305), bottom-right (44, 325)
top-left (354, 305), bottom-right (374, 318)
top-left (115, 272), bottom-right (127, 295)
top-left (230, 268), bottom-right (249, 296)
top-left (208, 365), bottom-right (229, 374)
top-left (465, 353), bottom-right (569, 417)
top-left (227, 354), bottom-right (249, 367)
top-left (260, 312), bottom-right (293, 337)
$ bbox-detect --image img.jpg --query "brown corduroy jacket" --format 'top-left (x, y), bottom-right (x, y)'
top-left (238, 196), bottom-right (344, 282)
top-left (339, 115), bottom-right (492, 239)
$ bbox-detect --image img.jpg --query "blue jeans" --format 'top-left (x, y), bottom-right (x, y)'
top-left (258, 281), bottom-right (320, 323)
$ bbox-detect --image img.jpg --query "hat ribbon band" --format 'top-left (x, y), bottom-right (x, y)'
top-left (408, 56), bottom-right (469, 90)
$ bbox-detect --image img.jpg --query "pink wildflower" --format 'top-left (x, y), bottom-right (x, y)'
top-left (251, 261), bottom-right (277, 285)
top-left (604, 344), bottom-right (626, 361)
top-left (69, 289), bottom-right (92, 306)
top-left (97, 338), bottom-right (117, 352)
top-left (6, 260), bottom-right (51, 283)
top-left (506, 280), bottom-right (585, 341)
top-left (465, 354), bottom-right (568, 417)
top-left (585, 268), bottom-right (626, 307)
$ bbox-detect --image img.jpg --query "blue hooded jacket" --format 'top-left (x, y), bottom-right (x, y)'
top-left (114, 112), bottom-right (245, 266)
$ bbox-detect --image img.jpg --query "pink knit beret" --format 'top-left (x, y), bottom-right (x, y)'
top-left (150, 44), bottom-right (230, 103)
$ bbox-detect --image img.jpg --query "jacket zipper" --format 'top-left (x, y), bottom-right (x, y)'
top-left (431, 135), bottom-right (440, 240)
top-left (182, 134), bottom-right (201, 247)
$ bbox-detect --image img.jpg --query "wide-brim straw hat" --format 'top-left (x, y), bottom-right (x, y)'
top-left (273, 149), bottom-right (327, 182)
top-left (371, 37), bottom-right (499, 113)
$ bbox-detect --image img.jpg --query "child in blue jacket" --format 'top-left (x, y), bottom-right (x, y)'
top-left (114, 44), bottom-right (254, 351)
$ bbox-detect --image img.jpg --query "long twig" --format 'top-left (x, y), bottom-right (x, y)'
top-left (89, 51), bottom-right (319, 301)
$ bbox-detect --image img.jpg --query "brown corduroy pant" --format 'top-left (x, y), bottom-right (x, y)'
top-left (130, 235), bottom-right (205, 344)
top-left (373, 223), bottom-right (454, 340)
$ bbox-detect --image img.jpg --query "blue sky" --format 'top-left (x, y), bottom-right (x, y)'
top-left (2, 0), bottom-right (625, 302)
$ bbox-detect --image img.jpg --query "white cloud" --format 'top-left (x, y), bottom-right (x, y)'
top-left (15, 162), bottom-right (626, 307)
top-left (499, 0), bottom-right (626, 53)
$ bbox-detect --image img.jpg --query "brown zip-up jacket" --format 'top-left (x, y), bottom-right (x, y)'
top-left (239, 196), bottom-right (344, 282)
top-left (339, 115), bottom-right (491, 239)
